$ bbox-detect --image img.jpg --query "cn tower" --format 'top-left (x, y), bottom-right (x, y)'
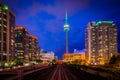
top-left (64, 12), bottom-right (70, 53)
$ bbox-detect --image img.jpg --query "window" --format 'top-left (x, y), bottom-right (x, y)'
top-left (0, 13), bottom-right (2, 17)
top-left (0, 20), bottom-right (2, 24)
top-left (3, 27), bottom-right (6, 31)
top-left (0, 4), bottom-right (2, 7)
top-left (0, 26), bottom-right (1, 31)
top-left (3, 14), bottom-right (7, 19)
top-left (16, 31), bottom-right (23, 37)
top-left (3, 33), bottom-right (6, 41)
top-left (16, 43), bottom-right (23, 48)
top-left (3, 21), bottom-right (7, 25)
top-left (3, 43), bottom-right (6, 51)
top-left (0, 43), bottom-right (1, 51)
top-left (0, 32), bottom-right (1, 40)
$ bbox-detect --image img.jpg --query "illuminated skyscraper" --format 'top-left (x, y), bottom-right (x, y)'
top-left (86, 21), bottom-right (118, 64)
top-left (14, 26), bottom-right (40, 62)
top-left (28, 35), bottom-right (39, 61)
top-left (64, 12), bottom-right (70, 53)
top-left (0, 3), bottom-right (15, 62)
top-left (14, 26), bottom-right (29, 61)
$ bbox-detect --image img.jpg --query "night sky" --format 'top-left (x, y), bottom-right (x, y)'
top-left (1, 0), bottom-right (120, 59)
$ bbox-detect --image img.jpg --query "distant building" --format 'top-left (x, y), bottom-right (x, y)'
top-left (63, 53), bottom-right (71, 62)
top-left (0, 3), bottom-right (15, 62)
top-left (28, 35), bottom-right (39, 61)
top-left (14, 26), bottom-right (40, 62)
top-left (63, 51), bottom-right (85, 64)
top-left (86, 21), bottom-right (118, 64)
top-left (14, 26), bottom-right (29, 61)
top-left (74, 49), bottom-right (85, 54)
top-left (40, 52), bottom-right (55, 62)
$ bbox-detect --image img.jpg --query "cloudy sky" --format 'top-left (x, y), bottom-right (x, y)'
top-left (1, 0), bottom-right (120, 59)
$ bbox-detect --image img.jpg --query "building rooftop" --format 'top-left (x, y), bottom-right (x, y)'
top-left (95, 21), bottom-right (113, 26)
top-left (29, 35), bottom-right (37, 39)
top-left (15, 26), bottom-right (27, 32)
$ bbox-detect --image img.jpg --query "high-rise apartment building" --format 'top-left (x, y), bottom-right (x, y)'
top-left (86, 21), bottom-right (118, 64)
top-left (28, 35), bottom-right (39, 61)
top-left (14, 26), bottom-right (39, 62)
top-left (14, 26), bottom-right (29, 61)
top-left (0, 3), bottom-right (15, 62)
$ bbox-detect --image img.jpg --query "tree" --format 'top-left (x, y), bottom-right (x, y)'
top-left (52, 59), bottom-right (57, 64)
top-left (115, 55), bottom-right (120, 66)
top-left (109, 55), bottom-right (116, 64)
top-left (36, 59), bottom-right (43, 63)
top-left (109, 55), bottom-right (120, 66)
top-left (0, 61), bottom-right (4, 68)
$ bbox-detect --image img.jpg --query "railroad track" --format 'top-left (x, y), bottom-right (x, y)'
top-left (48, 64), bottom-right (77, 80)
top-left (2, 65), bottom-right (54, 80)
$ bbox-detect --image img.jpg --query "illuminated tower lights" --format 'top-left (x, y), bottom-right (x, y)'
top-left (3, 5), bottom-right (8, 10)
top-left (64, 11), bottom-right (70, 53)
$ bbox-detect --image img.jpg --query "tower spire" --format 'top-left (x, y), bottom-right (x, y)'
top-left (65, 11), bottom-right (68, 24)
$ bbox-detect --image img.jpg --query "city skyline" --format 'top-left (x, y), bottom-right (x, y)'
top-left (1, 0), bottom-right (120, 59)
top-left (0, 1), bottom-right (120, 80)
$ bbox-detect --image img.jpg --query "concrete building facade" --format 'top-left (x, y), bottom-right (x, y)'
top-left (14, 26), bottom-right (29, 61)
top-left (86, 21), bottom-right (118, 64)
top-left (28, 35), bottom-right (39, 61)
top-left (0, 3), bottom-right (15, 62)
